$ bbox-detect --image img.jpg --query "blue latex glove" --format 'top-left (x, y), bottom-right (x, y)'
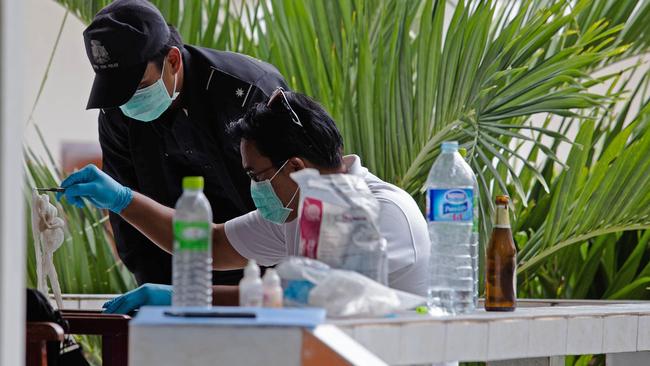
top-left (56, 164), bottom-right (133, 213)
top-left (103, 283), bottom-right (173, 314)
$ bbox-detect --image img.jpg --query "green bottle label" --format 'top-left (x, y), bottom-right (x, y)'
top-left (174, 221), bottom-right (210, 251)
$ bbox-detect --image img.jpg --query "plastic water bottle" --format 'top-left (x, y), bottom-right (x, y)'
top-left (425, 141), bottom-right (478, 314)
top-left (172, 176), bottom-right (213, 307)
top-left (464, 148), bottom-right (480, 310)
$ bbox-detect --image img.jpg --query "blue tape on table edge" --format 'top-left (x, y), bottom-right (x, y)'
top-left (131, 306), bottom-right (326, 328)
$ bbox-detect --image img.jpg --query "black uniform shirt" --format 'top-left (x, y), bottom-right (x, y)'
top-left (98, 45), bottom-right (288, 285)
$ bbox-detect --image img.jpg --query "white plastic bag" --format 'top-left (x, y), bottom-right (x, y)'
top-left (31, 192), bottom-right (65, 309)
top-left (277, 257), bottom-right (425, 318)
top-left (290, 168), bottom-right (388, 284)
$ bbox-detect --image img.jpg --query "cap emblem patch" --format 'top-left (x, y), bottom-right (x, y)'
top-left (90, 40), bottom-right (110, 65)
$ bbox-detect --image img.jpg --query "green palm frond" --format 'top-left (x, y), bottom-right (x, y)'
top-left (51, 0), bottom-right (650, 305)
top-left (53, 0), bottom-right (650, 203)
top-left (37, 2), bottom-right (650, 364)
top-left (517, 65), bottom-right (650, 277)
top-left (25, 148), bottom-right (135, 294)
top-left (518, 114), bottom-right (650, 274)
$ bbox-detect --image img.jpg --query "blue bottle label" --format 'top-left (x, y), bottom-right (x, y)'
top-left (427, 188), bottom-right (474, 222)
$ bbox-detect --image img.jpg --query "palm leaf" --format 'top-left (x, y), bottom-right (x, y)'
top-left (52, 0), bottom-right (650, 304)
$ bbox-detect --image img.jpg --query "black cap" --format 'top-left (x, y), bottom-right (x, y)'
top-left (83, 0), bottom-right (170, 109)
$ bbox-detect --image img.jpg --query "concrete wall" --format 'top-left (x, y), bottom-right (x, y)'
top-left (0, 1), bottom-right (25, 365)
top-left (24, 0), bottom-right (98, 164)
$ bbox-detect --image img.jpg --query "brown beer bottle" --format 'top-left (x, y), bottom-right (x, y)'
top-left (485, 195), bottom-right (517, 311)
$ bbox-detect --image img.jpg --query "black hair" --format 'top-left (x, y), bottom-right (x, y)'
top-left (150, 24), bottom-right (184, 71)
top-left (228, 91), bottom-right (344, 169)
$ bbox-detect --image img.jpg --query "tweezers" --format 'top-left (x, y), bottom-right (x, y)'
top-left (34, 187), bottom-right (65, 193)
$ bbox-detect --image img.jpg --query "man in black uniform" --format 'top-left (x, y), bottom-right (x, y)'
top-left (82, 0), bottom-right (287, 285)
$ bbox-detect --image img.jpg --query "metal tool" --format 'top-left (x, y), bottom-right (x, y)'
top-left (34, 187), bottom-right (65, 193)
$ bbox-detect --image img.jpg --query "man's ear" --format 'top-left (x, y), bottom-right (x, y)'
top-left (288, 157), bottom-right (306, 172)
top-left (167, 47), bottom-right (182, 74)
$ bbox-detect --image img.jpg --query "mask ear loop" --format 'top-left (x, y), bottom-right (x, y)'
top-left (269, 159), bottom-right (300, 209)
top-left (269, 160), bottom-right (290, 181)
top-left (285, 187), bottom-right (300, 209)
top-left (161, 55), bottom-right (180, 101)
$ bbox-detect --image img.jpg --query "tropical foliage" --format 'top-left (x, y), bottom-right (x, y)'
top-left (25, 147), bottom-right (134, 365)
top-left (53, 0), bottom-right (650, 298)
top-left (517, 64), bottom-right (650, 300)
top-left (28, 0), bottom-right (650, 365)
top-left (24, 1), bottom-right (136, 296)
top-left (25, 148), bottom-right (135, 294)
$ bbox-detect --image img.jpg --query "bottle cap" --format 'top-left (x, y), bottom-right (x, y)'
top-left (441, 141), bottom-right (459, 153)
top-left (495, 195), bottom-right (510, 205)
top-left (244, 259), bottom-right (260, 278)
top-left (182, 176), bottom-right (204, 190)
top-left (263, 268), bottom-right (281, 286)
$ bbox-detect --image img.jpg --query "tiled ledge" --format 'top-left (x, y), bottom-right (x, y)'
top-left (49, 295), bottom-right (650, 364)
top-left (332, 301), bottom-right (650, 364)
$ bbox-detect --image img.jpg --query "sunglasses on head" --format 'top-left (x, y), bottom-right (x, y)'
top-left (265, 88), bottom-right (327, 156)
top-left (267, 87), bottom-right (304, 128)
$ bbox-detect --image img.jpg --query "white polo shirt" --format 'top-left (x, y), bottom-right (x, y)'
top-left (225, 155), bottom-right (430, 296)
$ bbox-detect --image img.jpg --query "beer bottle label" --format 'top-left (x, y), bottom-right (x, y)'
top-left (426, 188), bottom-right (473, 222)
top-left (494, 203), bottom-right (511, 228)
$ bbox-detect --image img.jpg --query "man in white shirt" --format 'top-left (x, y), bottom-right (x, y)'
top-left (225, 153), bottom-right (429, 295)
top-left (58, 89), bottom-right (430, 313)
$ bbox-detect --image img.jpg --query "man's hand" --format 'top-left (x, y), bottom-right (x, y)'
top-left (103, 283), bottom-right (172, 314)
top-left (56, 164), bottom-right (133, 213)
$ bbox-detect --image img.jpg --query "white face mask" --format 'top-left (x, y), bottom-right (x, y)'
top-left (119, 58), bottom-right (179, 122)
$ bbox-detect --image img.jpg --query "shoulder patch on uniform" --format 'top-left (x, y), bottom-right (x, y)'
top-left (206, 66), bottom-right (257, 110)
top-left (206, 67), bottom-right (216, 91)
top-left (240, 85), bottom-right (253, 107)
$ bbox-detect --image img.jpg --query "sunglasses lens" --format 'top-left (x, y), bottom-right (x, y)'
top-left (267, 88), bottom-right (284, 107)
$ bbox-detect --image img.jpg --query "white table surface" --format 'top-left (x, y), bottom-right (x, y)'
top-left (127, 301), bottom-right (650, 365)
